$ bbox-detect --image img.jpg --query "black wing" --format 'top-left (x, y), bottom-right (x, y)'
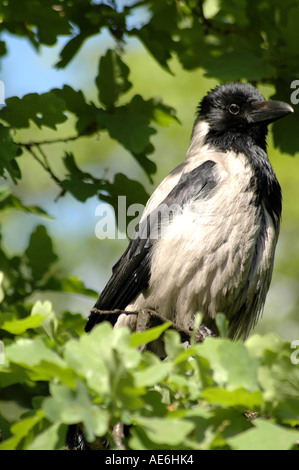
top-left (85, 160), bottom-right (217, 332)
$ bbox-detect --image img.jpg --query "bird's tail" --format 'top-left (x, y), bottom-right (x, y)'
top-left (66, 425), bottom-right (90, 450)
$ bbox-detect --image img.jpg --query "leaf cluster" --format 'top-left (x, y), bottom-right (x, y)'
top-left (0, 304), bottom-right (298, 450)
top-left (0, 0), bottom-right (298, 201)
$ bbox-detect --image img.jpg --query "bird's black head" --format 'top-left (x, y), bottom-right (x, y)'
top-left (198, 82), bottom-right (293, 151)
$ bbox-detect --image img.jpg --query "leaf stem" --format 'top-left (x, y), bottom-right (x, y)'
top-left (15, 134), bottom-right (79, 148)
top-left (25, 145), bottom-right (66, 199)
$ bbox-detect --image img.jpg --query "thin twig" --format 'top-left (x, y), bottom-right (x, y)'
top-left (89, 307), bottom-right (213, 343)
top-left (188, 0), bottom-right (240, 35)
top-left (25, 145), bottom-right (66, 197)
top-left (15, 134), bottom-right (80, 148)
top-left (197, 0), bottom-right (211, 34)
top-left (90, 308), bottom-right (138, 316)
top-left (36, 144), bottom-right (54, 173)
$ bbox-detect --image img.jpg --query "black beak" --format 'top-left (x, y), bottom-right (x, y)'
top-left (249, 100), bottom-right (294, 124)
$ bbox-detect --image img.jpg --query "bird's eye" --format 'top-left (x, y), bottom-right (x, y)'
top-left (229, 104), bottom-right (240, 115)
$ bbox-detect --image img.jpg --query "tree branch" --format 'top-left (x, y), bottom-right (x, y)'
top-left (89, 307), bottom-right (214, 344)
top-left (25, 145), bottom-right (66, 199)
top-left (15, 134), bottom-right (80, 148)
top-left (188, 0), bottom-right (241, 35)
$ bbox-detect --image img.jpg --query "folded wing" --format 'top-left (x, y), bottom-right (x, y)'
top-left (85, 159), bottom-right (217, 332)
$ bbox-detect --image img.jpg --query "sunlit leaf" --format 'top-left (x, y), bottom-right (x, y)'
top-left (134, 416), bottom-right (195, 446)
top-left (43, 381), bottom-right (109, 442)
top-left (130, 322), bottom-right (171, 348)
top-left (0, 313), bottom-right (45, 334)
top-left (228, 418), bottom-right (299, 450)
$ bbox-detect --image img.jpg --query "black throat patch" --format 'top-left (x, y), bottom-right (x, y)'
top-left (203, 130), bottom-right (282, 227)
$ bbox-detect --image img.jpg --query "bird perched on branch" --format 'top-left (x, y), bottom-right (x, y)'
top-left (67, 82), bottom-right (293, 450)
top-left (86, 82), bottom-right (293, 343)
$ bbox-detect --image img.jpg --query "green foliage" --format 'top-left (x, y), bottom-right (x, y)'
top-left (0, 221), bottom-right (97, 316)
top-left (0, 0), bottom-right (298, 193)
top-left (1, 92), bottom-right (67, 130)
top-left (0, 309), bottom-right (299, 450)
top-left (0, 0), bottom-right (298, 451)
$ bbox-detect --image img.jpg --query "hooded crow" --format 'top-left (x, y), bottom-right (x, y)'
top-left (86, 82), bottom-right (293, 342)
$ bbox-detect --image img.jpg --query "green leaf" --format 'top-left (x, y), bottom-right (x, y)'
top-left (196, 338), bottom-right (260, 391)
top-left (28, 422), bottom-right (67, 450)
top-left (62, 152), bottom-right (99, 202)
top-left (227, 418), bottom-right (299, 450)
top-left (0, 92), bottom-right (67, 129)
top-left (0, 123), bottom-right (21, 180)
top-left (31, 299), bottom-right (54, 318)
top-left (164, 329), bottom-right (186, 359)
top-left (175, 26), bottom-right (208, 70)
top-left (246, 334), bottom-right (299, 408)
top-left (246, 333), bottom-right (282, 359)
top-left (55, 3), bottom-right (119, 68)
top-left (54, 275), bottom-right (98, 298)
top-left (129, 0), bottom-right (178, 74)
top-left (6, 337), bottom-right (65, 368)
top-left (0, 40), bottom-right (7, 57)
top-left (97, 49), bottom-right (132, 108)
top-left (98, 95), bottom-right (177, 177)
top-left (101, 172), bottom-right (150, 231)
top-left (272, 112), bottom-right (299, 155)
top-left (0, 409), bottom-right (44, 450)
top-left (149, 98), bottom-right (180, 127)
top-left (58, 311), bottom-right (87, 338)
top-left (64, 323), bottom-right (141, 398)
top-left (63, 328), bottom-right (110, 395)
top-left (103, 172), bottom-right (150, 207)
top-left (130, 322), bottom-right (171, 348)
top-left (25, 225), bottom-right (58, 280)
top-left (55, 34), bottom-right (88, 69)
top-left (131, 25), bottom-right (173, 72)
top-left (203, 50), bottom-right (276, 81)
top-left (31, 300), bottom-right (58, 341)
top-left (101, 98), bottom-right (157, 155)
top-left (113, 370), bottom-right (145, 411)
top-left (271, 81), bottom-right (299, 155)
top-left (52, 85), bottom-right (102, 135)
top-left (201, 387), bottom-right (263, 409)
top-left (43, 381), bottom-right (109, 442)
top-left (274, 398), bottom-right (299, 426)
top-left (134, 362), bottom-right (173, 388)
top-left (0, 312), bottom-right (45, 334)
top-left (134, 416), bottom-right (195, 446)
top-left (0, 0), bottom-right (71, 48)
top-left (62, 152), bottom-right (151, 210)
top-left (215, 313), bottom-right (229, 338)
